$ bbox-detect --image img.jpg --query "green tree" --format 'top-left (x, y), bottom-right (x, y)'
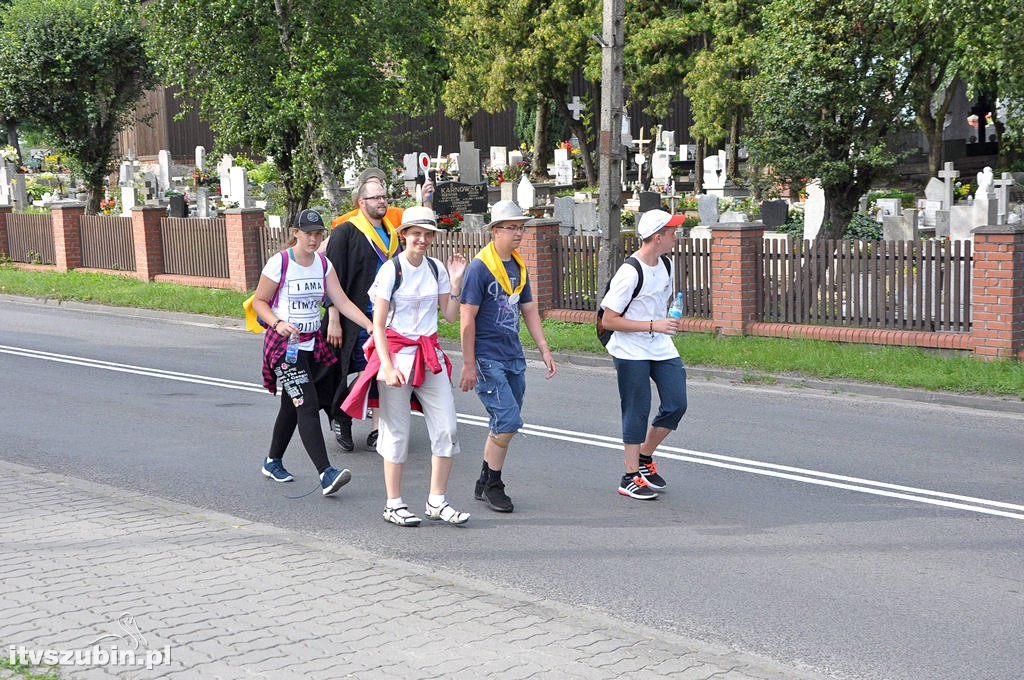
top-left (146, 0), bottom-right (443, 224)
top-left (443, 0), bottom-right (601, 184)
top-left (0, 0), bottom-right (155, 212)
top-left (746, 0), bottom-right (921, 238)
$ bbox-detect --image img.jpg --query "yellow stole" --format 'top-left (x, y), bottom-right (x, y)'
top-left (474, 242), bottom-right (527, 296)
top-left (350, 212), bottom-right (399, 261)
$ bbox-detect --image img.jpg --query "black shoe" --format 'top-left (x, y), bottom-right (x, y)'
top-left (474, 479), bottom-right (485, 500)
top-left (366, 429), bottom-right (379, 451)
top-left (638, 460), bottom-right (666, 489)
top-left (618, 474), bottom-right (658, 500)
top-left (482, 480), bottom-right (514, 513)
top-left (332, 419), bottom-right (354, 452)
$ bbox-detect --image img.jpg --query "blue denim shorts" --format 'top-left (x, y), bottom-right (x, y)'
top-left (474, 357), bottom-right (526, 434)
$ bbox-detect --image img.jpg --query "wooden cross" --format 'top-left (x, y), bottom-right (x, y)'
top-left (635, 127), bottom-right (652, 155)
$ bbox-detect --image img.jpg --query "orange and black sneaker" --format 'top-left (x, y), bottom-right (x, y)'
top-left (618, 473), bottom-right (658, 500)
top-left (638, 460), bottom-right (666, 490)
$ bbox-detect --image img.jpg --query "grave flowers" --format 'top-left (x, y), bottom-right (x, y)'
top-left (437, 211), bottom-right (463, 231)
top-left (99, 197), bottom-right (117, 215)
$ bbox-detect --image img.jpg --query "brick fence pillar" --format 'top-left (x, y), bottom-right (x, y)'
top-left (132, 205), bottom-right (166, 281)
top-left (710, 222), bottom-right (764, 336)
top-left (0, 204), bottom-right (10, 259)
top-left (225, 208), bottom-right (265, 292)
top-left (50, 201), bottom-right (85, 272)
top-left (519, 218), bottom-right (560, 313)
top-left (971, 224), bottom-right (1024, 361)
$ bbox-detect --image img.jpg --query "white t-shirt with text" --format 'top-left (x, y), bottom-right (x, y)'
top-left (262, 252), bottom-right (333, 351)
top-left (599, 253), bottom-right (679, 361)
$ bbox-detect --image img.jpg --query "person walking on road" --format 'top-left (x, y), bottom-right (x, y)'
top-left (252, 209), bottom-right (373, 496)
top-left (342, 207), bottom-right (470, 527)
top-left (458, 200), bottom-right (557, 514)
top-left (322, 168), bottom-right (434, 453)
top-left (598, 209), bottom-right (688, 500)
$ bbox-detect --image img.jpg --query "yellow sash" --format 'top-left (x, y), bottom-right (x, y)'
top-left (350, 212), bottom-right (399, 261)
top-left (475, 242), bottom-right (527, 296)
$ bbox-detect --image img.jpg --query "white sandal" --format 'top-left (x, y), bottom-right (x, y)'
top-left (425, 500), bottom-right (470, 525)
top-left (383, 505), bottom-right (421, 527)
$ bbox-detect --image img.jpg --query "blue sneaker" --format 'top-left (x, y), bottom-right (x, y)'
top-left (262, 457), bottom-right (293, 482)
top-left (319, 467), bottom-right (352, 496)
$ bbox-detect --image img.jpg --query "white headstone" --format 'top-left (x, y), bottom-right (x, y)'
top-left (993, 172), bottom-right (1014, 225)
top-left (720, 211), bottom-right (749, 223)
top-left (651, 151), bottom-right (672, 187)
top-left (120, 185), bottom-right (137, 216)
top-left (516, 175), bottom-right (535, 209)
top-left (229, 166), bottom-right (251, 208)
top-left (938, 162), bottom-right (959, 211)
top-left (883, 209), bottom-right (918, 240)
top-left (803, 180), bottom-right (825, 239)
top-left (402, 152), bottom-right (418, 180)
top-left (507, 149), bottom-right (524, 170)
top-left (0, 162), bottom-right (13, 204)
top-left (490, 146), bottom-right (508, 170)
top-left (972, 185), bottom-right (997, 229)
top-left (924, 178), bottom-right (945, 205)
top-left (703, 150), bottom-right (727, 194)
top-left (921, 200), bottom-right (942, 228)
top-left (195, 186), bottom-right (210, 218)
top-left (949, 205), bottom-right (975, 241)
top-left (218, 155), bottom-right (234, 200)
top-left (683, 144), bottom-right (697, 161)
top-left (875, 198), bottom-right (901, 219)
top-left (554, 148), bottom-right (569, 165)
top-left (157, 150), bottom-right (172, 193)
top-left (660, 130), bottom-right (676, 153)
top-left (555, 160), bottom-right (574, 185)
top-left (195, 146), bottom-right (205, 172)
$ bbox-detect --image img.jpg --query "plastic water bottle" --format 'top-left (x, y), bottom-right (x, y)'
top-left (668, 292), bottom-right (685, 320)
top-left (285, 332), bottom-right (299, 363)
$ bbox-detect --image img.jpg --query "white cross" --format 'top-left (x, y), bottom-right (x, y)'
top-left (993, 172), bottom-right (1015, 225)
top-left (634, 127), bottom-right (652, 155)
top-left (938, 161), bottom-right (959, 211)
top-left (433, 145), bottom-right (445, 172)
top-left (567, 96), bottom-right (583, 121)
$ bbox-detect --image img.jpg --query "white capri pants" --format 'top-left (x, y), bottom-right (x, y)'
top-left (376, 367), bottom-right (460, 464)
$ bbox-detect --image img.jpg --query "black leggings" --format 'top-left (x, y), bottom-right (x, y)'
top-left (267, 352), bottom-right (332, 473)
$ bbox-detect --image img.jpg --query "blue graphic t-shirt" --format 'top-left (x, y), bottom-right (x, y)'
top-left (460, 257), bottom-right (533, 360)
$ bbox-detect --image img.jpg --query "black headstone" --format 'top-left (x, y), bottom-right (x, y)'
top-left (639, 191), bottom-right (661, 213)
top-left (760, 199), bottom-right (789, 228)
top-left (432, 180), bottom-right (488, 216)
top-left (168, 194), bottom-right (187, 218)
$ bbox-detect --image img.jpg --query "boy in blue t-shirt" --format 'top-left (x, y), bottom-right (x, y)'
top-left (459, 201), bottom-right (557, 513)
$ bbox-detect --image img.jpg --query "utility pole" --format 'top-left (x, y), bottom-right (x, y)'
top-left (597, 0), bottom-right (624, 297)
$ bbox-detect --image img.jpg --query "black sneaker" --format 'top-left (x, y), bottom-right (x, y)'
top-left (366, 429), bottom-right (379, 451)
top-left (332, 419), bottom-right (354, 452)
top-left (482, 480), bottom-right (514, 512)
top-left (618, 474), bottom-right (658, 500)
top-left (474, 479), bottom-right (485, 500)
top-left (638, 460), bottom-right (666, 490)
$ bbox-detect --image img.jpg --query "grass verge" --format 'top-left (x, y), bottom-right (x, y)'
top-left (3, 266), bottom-right (1022, 399)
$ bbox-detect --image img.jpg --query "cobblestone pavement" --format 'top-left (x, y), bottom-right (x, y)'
top-left (1, 461), bottom-right (834, 680)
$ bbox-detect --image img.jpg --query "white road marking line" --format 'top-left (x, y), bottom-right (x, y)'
top-left (7, 345), bottom-right (1021, 520)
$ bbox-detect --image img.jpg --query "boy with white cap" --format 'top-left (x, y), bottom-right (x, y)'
top-left (459, 200), bottom-right (557, 513)
top-left (598, 209), bottom-right (688, 500)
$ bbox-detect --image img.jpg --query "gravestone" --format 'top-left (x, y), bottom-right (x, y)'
top-left (639, 191), bottom-right (661, 213)
top-left (993, 172), bottom-right (1014, 225)
top-left (921, 200), bottom-right (942, 228)
top-left (229, 166), bottom-right (251, 208)
top-left (683, 144), bottom-right (696, 161)
top-left (218, 155), bottom-right (234, 201)
top-left (507, 149), bottom-right (524, 169)
top-left (554, 148), bottom-right (570, 165)
top-left (489, 146), bottom-right (507, 171)
top-left (195, 146), bottom-right (206, 172)
top-left (720, 211), bottom-right (749, 223)
top-left (12, 174), bottom-right (27, 208)
top-left (158, 150), bottom-right (172, 193)
top-left (972, 185), bottom-right (997, 231)
top-left (139, 172), bottom-right (158, 203)
top-left (934, 210), bottom-right (950, 238)
top-left (574, 201), bottom-right (598, 234)
top-left (402, 152), bottom-right (419, 181)
top-left (803, 181), bottom-right (825, 239)
top-left (697, 194), bottom-right (720, 226)
top-left (0, 162), bottom-right (14, 204)
top-left (555, 160), bottom-right (574, 186)
top-left (760, 200), bottom-right (789, 229)
top-left (461, 213), bottom-right (486, 233)
top-left (875, 198), bottom-right (901, 218)
top-left (975, 167), bottom-right (994, 198)
top-left (119, 161), bottom-right (133, 186)
top-left (458, 142), bottom-right (482, 184)
top-left (660, 130), bottom-right (676, 153)
top-left (120, 186), bottom-right (137, 216)
top-left (168, 194), bottom-right (187, 218)
top-left (195, 187), bottom-right (210, 218)
top-left (703, 150), bottom-right (727, 195)
top-left (925, 178), bottom-right (945, 206)
top-left (882, 209), bottom-right (918, 240)
top-left (938, 162), bottom-right (959, 210)
top-left (650, 151), bottom-right (672, 188)
top-left (432, 180), bottom-right (488, 216)
top-left (949, 205), bottom-right (975, 241)
top-left (554, 196), bottom-right (575, 230)
top-left (516, 175), bottom-right (535, 209)
top-left (500, 182), bottom-right (515, 202)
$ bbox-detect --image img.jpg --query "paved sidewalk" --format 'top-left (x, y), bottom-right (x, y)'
top-left (1, 461), bottom-right (832, 680)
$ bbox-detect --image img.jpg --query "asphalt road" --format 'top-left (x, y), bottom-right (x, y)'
top-left (2, 296), bottom-right (1022, 680)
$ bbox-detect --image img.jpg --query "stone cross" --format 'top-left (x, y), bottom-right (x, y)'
top-left (634, 127), bottom-right (652, 187)
top-left (567, 96), bottom-right (583, 121)
top-left (938, 162), bottom-right (959, 211)
top-left (634, 127), bottom-right (652, 155)
top-left (993, 172), bottom-right (1015, 225)
top-left (433, 145), bottom-right (445, 173)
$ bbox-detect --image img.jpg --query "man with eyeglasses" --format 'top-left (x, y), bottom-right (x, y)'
top-left (458, 200), bottom-right (557, 513)
top-left (323, 168), bottom-right (433, 452)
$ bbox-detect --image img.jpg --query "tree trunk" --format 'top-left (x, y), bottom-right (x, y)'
top-left (5, 118), bottom-right (23, 166)
top-left (532, 98), bottom-right (549, 181)
top-left (820, 184), bottom-right (862, 239)
top-left (306, 120), bottom-right (343, 214)
top-left (727, 114), bottom-right (741, 184)
top-left (694, 138), bottom-right (706, 193)
top-left (460, 117), bottom-right (473, 143)
top-left (916, 77), bottom-right (960, 180)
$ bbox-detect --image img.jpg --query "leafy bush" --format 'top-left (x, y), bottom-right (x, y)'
top-left (845, 213), bottom-right (882, 240)
top-left (776, 207), bottom-right (804, 238)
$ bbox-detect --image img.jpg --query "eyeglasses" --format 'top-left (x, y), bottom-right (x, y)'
top-left (362, 195), bottom-right (389, 203)
top-left (496, 224), bottom-right (526, 233)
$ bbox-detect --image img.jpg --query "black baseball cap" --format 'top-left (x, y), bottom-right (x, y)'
top-left (295, 209), bottom-right (326, 231)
